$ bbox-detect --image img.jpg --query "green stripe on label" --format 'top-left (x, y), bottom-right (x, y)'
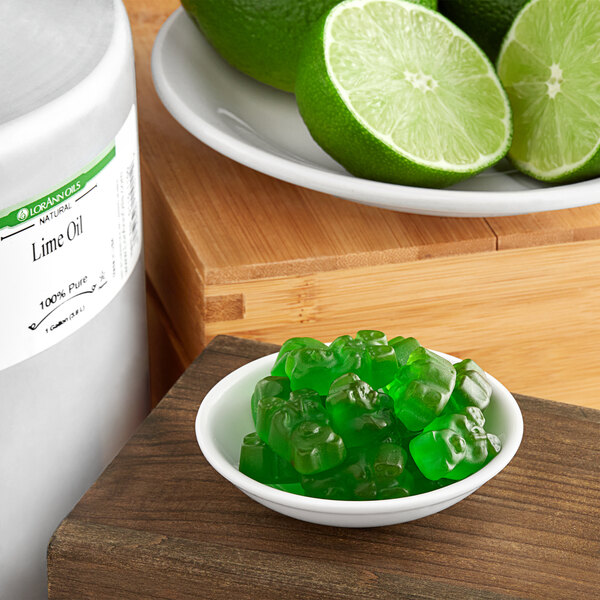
top-left (0, 145), bottom-right (116, 230)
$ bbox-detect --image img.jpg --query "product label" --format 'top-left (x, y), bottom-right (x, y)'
top-left (0, 105), bottom-right (142, 370)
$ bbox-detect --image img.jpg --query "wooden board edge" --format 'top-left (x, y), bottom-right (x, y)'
top-left (47, 519), bottom-right (515, 600)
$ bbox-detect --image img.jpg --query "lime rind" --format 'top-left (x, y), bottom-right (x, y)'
top-left (498, 0), bottom-right (600, 182)
top-left (324, 0), bottom-right (512, 173)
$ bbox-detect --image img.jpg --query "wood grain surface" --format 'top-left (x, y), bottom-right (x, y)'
top-left (128, 0), bottom-right (600, 408)
top-left (48, 336), bottom-right (600, 600)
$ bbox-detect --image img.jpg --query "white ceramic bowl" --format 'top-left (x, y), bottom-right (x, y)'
top-left (195, 351), bottom-right (523, 528)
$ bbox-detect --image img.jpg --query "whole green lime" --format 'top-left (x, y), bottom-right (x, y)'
top-left (181, 0), bottom-right (438, 92)
top-left (438, 0), bottom-right (528, 63)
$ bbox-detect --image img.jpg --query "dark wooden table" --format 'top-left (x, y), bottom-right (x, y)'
top-left (48, 336), bottom-right (600, 599)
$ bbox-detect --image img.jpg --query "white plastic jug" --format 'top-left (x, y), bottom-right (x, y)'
top-left (0, 1), bottom-right (150, 597)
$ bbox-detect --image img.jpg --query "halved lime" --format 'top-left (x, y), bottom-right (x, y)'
top-left (295, 0), bottom-right (512, 188)
top-left (497, 0), bottom-right (600, 183)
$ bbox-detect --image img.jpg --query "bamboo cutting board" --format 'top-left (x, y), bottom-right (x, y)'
top-left (127, 0), bottom-right (600, 409)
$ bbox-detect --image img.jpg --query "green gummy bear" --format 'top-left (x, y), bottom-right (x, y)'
top-left (271, 337), bottom-right (327, 377)
top-left (256, 389), bottom-right (321, 460)
top-left (365, 344), bottom-right (399, 390)
top-left (372, 442), bottom-right (406, 480)
top-left (388, 336), bottom-right (421, 366)
top-left (409, 429), bottom-right (468, 481)
top-left (301, 448), bottom-right (378, 500)
top-left (255, 390), bottom-right (346, 475)
top-left (290, 420), bottom-right (347, 474)
top-left (386, 347), bottom-right (456, 431)
top-left (251, 375), bottom-right (291, 425)
top-left (325, 373), bottom-right (395, 447)
top-left (300, 442), bottom-right (415, 501)
top-left (372, 442), bottom-right (416, 499)
top-left (356, 329), bottom-right (388, 345)
top-left (330, 332), bottom-right (398, 390)
top-left (403, 452), bottom-right (455, 494)
top-left (411, 407), bottom-right (502, 480)
top-left (329, 335), bottom-right (366, 378)
top-left (239, 432), bottom-right (300, 484)
top-left (285, 347), bottom-right (341, 395)
top-left (445, 359), bottom-right (492, 413)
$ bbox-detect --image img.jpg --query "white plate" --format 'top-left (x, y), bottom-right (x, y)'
top-left (152, 8), bottom-right (600, 218)
top-left (195, 349), bottom-right (523, 528)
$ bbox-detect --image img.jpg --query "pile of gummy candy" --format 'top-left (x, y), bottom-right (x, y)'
top-left (239, 331), bottom-right (502, 500)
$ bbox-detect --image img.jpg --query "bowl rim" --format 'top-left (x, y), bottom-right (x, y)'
top-left (195, 350), bottom-right (523, 515)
